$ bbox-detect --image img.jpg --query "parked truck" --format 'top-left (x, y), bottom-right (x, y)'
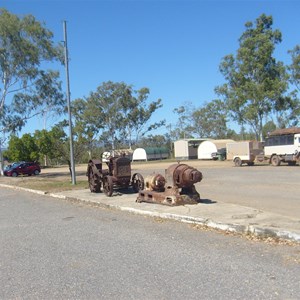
top-left (226, 141), bottom-right (264, 167)
top-left (264, 127), bottom-right (300, 166)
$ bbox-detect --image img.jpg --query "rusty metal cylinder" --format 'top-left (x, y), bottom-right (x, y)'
top-left (145, 174), bottom-right (166, 191)
top-left (165, 164), bottom-right (202, 188)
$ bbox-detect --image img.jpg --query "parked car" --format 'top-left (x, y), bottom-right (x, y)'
top-left (4, 162), bottom-right (41, 177)
top-left (4, 161), bottom-right (25, 171)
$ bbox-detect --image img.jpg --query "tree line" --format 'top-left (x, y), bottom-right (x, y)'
top-left (1, 9), bottom-right (300, 166)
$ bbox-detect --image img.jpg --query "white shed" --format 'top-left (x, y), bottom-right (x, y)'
top-left (197, 141), bottom-right (218, 159)
top-left (132, 148), bottom-right (147, 161)
top-left (174, 139), bottom-right (208, 160)
top-left (197, 139), bottom-right (235, 160)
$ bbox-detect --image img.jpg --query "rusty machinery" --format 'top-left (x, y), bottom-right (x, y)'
top-left (136, 163), bottom-right (203, 206)
top-left (87, 154), bottom-right (144, 196)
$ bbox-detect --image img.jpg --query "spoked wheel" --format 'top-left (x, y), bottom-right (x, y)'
top-left (87, 167), bottom-right (101, 193)
top-left (131, 173), bottom-right (144, 193)
top-left (103, 175), bottom-right (114, 197)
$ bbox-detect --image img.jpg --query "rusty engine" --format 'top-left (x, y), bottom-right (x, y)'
top-left (136, 163), bottom-right (203, 206)
top-left (87, 153), bottom-right (144, 197)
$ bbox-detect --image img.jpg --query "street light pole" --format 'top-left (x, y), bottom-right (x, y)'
top-left (63, 20), bottom-right (76, 185)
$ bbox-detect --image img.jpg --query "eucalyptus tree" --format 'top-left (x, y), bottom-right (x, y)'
top-left (34, 129), bottom-right (55, 166)
top-left (289, 45), bottom-right (300, 91)
top-left (0, 9), bottom-right (64, 133)
top-left (71, 98), bottom-right (99, 159)
top-left (172, 102), bottom-right (195, 139)
top-left (74, 81), bottom-right (164, 151)
top-left (5, 134), bottom-right (39, 162)
top-left (50, 121), bottom-right (87, 164)
top-left (0, 9), bottom-right (65, 173)
top-left (216, 14), bottom-right (290, 141)
top-left (282, 45), bottom-right (300, 128)
top-left (120, 86), bottom-right (165, 147)
top-left (192, 99), bottom-right (229, 138)
top-left (138, 134), bottom-right (169, 149)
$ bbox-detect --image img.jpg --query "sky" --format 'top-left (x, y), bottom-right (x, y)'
top-left (2, 0), bottom-right (300, 137)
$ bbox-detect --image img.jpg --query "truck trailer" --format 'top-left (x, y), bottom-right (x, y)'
top-left (226, 141), bottom-right (264, 167)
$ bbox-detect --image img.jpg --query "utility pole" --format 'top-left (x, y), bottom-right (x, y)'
top-left (0, 137), bottom-right (3, 176)
top-left (63, 21), bottom-right (76, 185)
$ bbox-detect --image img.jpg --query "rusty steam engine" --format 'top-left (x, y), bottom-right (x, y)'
top-left (136, 163), bottom-right (203, 206)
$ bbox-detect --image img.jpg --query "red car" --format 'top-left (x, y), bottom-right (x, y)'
top-left (4, 162), bottom-right (41, 177)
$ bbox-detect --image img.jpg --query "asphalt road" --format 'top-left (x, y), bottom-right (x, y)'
top-left (1, 188), bottom-right (300, 299)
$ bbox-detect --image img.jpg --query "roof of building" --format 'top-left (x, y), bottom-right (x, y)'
top-left (269, 127), bottom-right (300, 136)
top-left (174, 138), bottom-right (211, 142)
top-left (144, 147), bottom-right (169, 154)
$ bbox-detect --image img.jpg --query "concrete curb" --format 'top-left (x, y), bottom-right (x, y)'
top-left (1, 183), bottom-right (300, 243)
top-left (61, 194), bottom-right (300, 243)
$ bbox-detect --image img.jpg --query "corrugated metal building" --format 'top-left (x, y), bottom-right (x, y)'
top-left (174, 139), bottom-right (208, 160)
top-left (132, 147), bottom-right (169, 161)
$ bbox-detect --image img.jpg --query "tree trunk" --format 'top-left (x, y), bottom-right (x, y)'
top-left (259, 115), bottom-right (263, 142)
top-left (67, 159), bottom-right (72, 179)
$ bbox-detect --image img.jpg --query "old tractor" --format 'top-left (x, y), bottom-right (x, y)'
top-left (87, 153), bottom-right (144, 196)
top-left (136, 163), bottom-right (203, 206)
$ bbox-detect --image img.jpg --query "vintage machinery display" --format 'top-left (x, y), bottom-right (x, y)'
top-left (136, 163), bottom-right (203, 206)
top-left (87, 154), bottom-right (144, 196)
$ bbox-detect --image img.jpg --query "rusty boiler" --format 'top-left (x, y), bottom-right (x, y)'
top-left (136, 163), bottom-right (203, 206)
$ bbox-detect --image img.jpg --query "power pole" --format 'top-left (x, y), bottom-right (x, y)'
top-left (63, 21), bottom-right (76, 185)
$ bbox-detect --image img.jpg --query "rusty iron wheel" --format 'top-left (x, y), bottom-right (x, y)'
top-left (103, 175), bottom-right (114, 197)
top-left (88, 168), bottom-right (101, 193)
top-left (131, 173), bottom-right (144, 193)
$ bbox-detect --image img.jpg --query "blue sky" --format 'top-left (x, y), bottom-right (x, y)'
top-left (2, 0), bottom-right (300, 136)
